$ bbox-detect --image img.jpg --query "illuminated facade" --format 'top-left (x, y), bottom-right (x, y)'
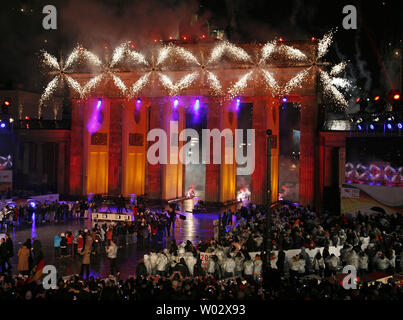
top-left (65, 41), bottom-right (325, 206)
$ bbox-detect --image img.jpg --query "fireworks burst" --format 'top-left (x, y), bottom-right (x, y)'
top-left (317, 29), bottom-right (336, 60)
top-left (207, 41), bottom-right (251, 65)
top-left (159, 71), bottom-right (199, 95)
top-left (330, 61), bottom-right (347, 76)
top-left (261, 69), bottom-right (280, 93)
top-left (277, 44), bottom-right (308, 61)
top-left (65, 75), bottom-right (84, 97)
top-left (206, 71), bottom-right (223, 95)
top-left (331, 77), bottom-right (351, 89)
top-left (39, 75), bottom-right (60, 105)
top-left (319, 70), bottom-right (348, 107)
top-left (111, 74), bottom-right (128, 95)
top-left (110, 42), bottom-right (148, 67)
top-left (81, 74), bottom-right (104, 97)
top-left (284, 67), bottom-right (312, 94)
top-left (41, 51), bottom-right (60, 71)
top-left (228, 71), bottom-right (253, 97)
top-left (127, 73), bottom-right (151, 98)
top-left (156, 45), bottom-right (199, 67)
top-left (259, 41), bottom-right (276, 64)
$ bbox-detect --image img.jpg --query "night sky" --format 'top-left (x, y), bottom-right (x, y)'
top-left (0, 0), bottom-right (402, 99)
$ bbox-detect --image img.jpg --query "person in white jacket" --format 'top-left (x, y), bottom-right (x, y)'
top-left (223, 255), bottom-right (236, 278)
top-left (243, 259), bottom-right (254, 280)
top-left (312, 251), bottom-right (325, 277)
top-left (184, 253), bottom-right (197, 276)
top-left (143, 254), bottom-right (152, 275)
top-left (156, 252), bottom-right (168, 276)
top-left (234, 253), bottom-right (245, 277)
top-left (149, 251), bottom-right (158, 275)
top-left (289, 255), bottom-right (300, 278)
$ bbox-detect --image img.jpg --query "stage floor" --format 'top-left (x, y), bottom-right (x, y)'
top-left (7, 205), bottom-right (219, 279)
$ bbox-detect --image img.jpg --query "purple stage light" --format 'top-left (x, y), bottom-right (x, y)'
top-left (136, 98), bottom-right (141, 104)
top-left (282, 97), bottom-right (287, 102)
top-left (236, 98), bottom-right (241, 110)
top-left (0, 123), bottom-right (5, 128)
top-left (88, 100), bottom-right (103, 133)
top-left (194, 99), bottom-right (200, 112)
top-left (174, 98), bottom-right (179, 108)
top-left (369, 124), bottom-right (374, 130)
top-left (357, 124), bottom-right (362, 130)
top-left (387, 123), bottom-right (392, 130)
top-left (398, 123), bottom-right (403, 129)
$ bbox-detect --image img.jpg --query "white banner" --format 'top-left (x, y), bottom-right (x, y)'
top-left (341, 187), bottom-right (360, 199)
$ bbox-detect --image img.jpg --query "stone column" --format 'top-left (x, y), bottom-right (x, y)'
top-left (69, 99), bottom-right (84, 195)
top-left (205, 98), bottom-right (221, 203)
top-left (108, 100), bottom-right (123, 195)
top-left (299, 95), bottom-right (318, 206)
top-left (219, 100), bottom-right (237, 203)
top-left (146, 99), bottom-right (163, 199)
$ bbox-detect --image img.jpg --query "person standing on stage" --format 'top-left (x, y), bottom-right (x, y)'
top-left (106, 239), bottom-right (119, 277)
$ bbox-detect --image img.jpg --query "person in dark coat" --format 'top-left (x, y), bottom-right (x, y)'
top-left (136, 259), bottom-right (148, 277)
top-left (0, 238), bottom-right (8, 273)
top-left (276, 248), bottom-right (286, 275)
top-left (173, 258), bottom-right (190, 276)
top-left (4, 234), bottom-right (13, 272)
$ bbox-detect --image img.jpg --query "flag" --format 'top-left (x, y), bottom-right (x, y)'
top-left (28, 259), bottom-right (45, 283)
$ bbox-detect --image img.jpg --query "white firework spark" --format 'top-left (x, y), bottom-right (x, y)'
top-left (82, 49), bottom-right (102, 67)
top-left (278, 44), bottom-right (307, 61)
top-left (284, 67), bottom-right (311, 94)
top-left (156, 46), bottom-right (172, 66)
top-left (110, 43), bottom-right (127, 67)
top-left (110, 42), bottom-right (148, 67)
top-left (159, 71), bottom-right (199, 95)
top-left (317, 29), bottom-right (336, 60)
top-left (64, 46), bottom-right (81, 70)
top-left (319, 70), bottom-right (348, 107)
top-left (259, 41), bottom-right (276, 64)
top-left (331, 77), bottom-right (351, 89)
top-left (82, 74), bottom-right (104, 97)
top-left (111, 74), bottom-right (128, 94)
top-left (40, 75), bottom-right (60, 104)
top-left (64, 46), bottom-right (102, 70)
top-left (261, 69), bottom-right (280, 93)
top-left (127, 73), bottom-right (151, 98)
top-left (65, 74), bottom-right (84, 97)
top-left (228, 71), bottom-right (253, 97)
top-left (206, 70), bottom-right (223, 95)
top-left (156, 45), bottom-right (199, 66)
top-left (207, 41), bottom-right (251, 65)
top-left (174, 46), bottom-right (200, 65)
top-left (41, 51), bottom-right (60, 70)
top-left (330, 61), bottom-right (347, 76)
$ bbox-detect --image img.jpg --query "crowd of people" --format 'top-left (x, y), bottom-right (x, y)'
top-left (0, 199), bottom-right (402, 300)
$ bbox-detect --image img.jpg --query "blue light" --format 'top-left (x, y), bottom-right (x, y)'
top-left (96, 99), bottom-right (102, 109)
top-left (236, 98), bottom-right (241, 110)
top-left (398, 123), bottom-right (403, 129)
top-left (194, 99), bottom-right (200, 112)
top-left (29, 201), bottom-right (36, 209)
top-left (369, 124), bottom-right (375, 130)
top-left (387, 123), bottom-right (392, 130)
top-left (173, 98), bottom-right (179, 108)
top-left (0, 123), bottom-right (5, 128)
top-left (136, 98), bottom-right (141, 104)
top-left (282, 97), bottom-right (287, 102)
top-left (357, 124), bottom-right (362, 130)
